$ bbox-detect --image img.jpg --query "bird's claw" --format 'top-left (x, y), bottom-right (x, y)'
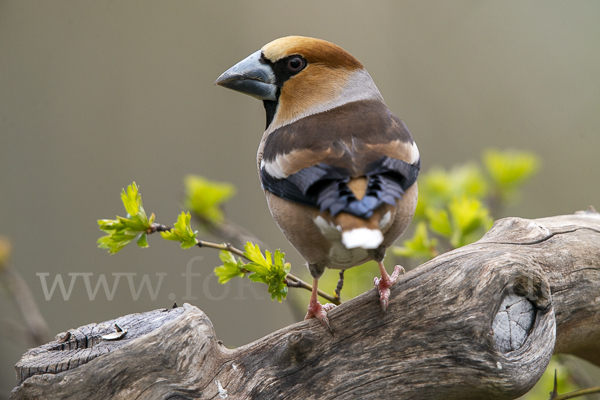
top-left (374, 265), bottom-right (404, 313)
top-left (305, 301), bottom-right (336, 334)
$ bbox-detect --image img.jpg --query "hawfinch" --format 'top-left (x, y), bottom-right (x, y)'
top-left (216, 36), bottom-right (420, 330)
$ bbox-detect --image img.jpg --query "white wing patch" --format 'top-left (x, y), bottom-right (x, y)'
top-left (379, 211), bottom-right (392, 230)
top-left (314, 216), bottom-right (342, 240)
top-left (261, 157), bottom-right (289, 179)
top-left (410, 141), bottom-right (420, 164)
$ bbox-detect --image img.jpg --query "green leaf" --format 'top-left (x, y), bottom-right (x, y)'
top-left (449, 163), bottom-right (489, 199)
top-left (97, 226), bottom-right (139, 254)
top-left (448, 196), bottom-right (493, 248)
top-left (405, 149), bottom-right (539, 268)
top-left (422, 168), bottom-right (453, 199)
top-left (214, 250), bottom-right (245, 283)
top-left (242, 242), bottom-right (290, 302)
top-left (414, 168), bottom-right (451, 218)
top-left (215, 242), bottom-right (291, 302)
top-left (425, 208), bottom-right (453, 238)
top-left (392, 222), bottom-right (438, 261)
top-left (415, 164), bottom-right (489, 220)
top-left (248, 272), bottom-right (268, 284)
top-left (244, 261), bottom-right (271, 277)
top-left (97, 182), bottom-right (154, 254)
top-left (137, 232), bottom-right (149, 248)
top-left (275, 250), bottom-right (291, 274)
top-left (160, 212), bottom-right (199, 249)
top-left (483, 149), bottom-right (540, 201)
top-left (184, 175), bottom-right (236, 224)
top-left (121, 182), bottom-right (143, 218)
top-left (243, 242), bottom-right (265, 264)
top-left (219, 249), bottom-right (236, 265)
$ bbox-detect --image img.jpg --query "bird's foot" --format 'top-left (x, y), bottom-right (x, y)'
top-left (305, 301), bottom-right (336, 333)
top-left (374, 265), bottom-right (405, 313)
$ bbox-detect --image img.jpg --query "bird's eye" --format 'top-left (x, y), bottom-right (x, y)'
top-left (286, 56), bottom-right (306, 73)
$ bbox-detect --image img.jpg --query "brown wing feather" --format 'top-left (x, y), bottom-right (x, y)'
top-left (260, 100), bottom-right (416, 178)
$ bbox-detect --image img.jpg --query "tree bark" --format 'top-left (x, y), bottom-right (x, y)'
top-left (10, 210), bottom-right (600, 400)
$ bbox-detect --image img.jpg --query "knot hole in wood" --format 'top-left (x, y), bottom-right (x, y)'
top-left (285, 331), bottom-right (315, 363)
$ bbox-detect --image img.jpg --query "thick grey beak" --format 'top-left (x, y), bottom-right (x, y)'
top-left (215, 50), bottom-right (277, 101)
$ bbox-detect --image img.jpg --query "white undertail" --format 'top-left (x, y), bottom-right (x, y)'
top-left (341, 228), bottom-right (383, 249)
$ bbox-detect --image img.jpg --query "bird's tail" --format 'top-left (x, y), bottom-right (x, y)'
top-left (334, 177), bottom-right (395, 250)
top-left (333, 207), bottom-right (393, 249)
top-left (341, 227), bottom-right (383, 249)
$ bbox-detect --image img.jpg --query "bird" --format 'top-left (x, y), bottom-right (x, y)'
top-left (215, 36), bottom-right (420, 331)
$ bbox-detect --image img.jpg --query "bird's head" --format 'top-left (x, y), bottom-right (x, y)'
top-left (215, 36), bottom-right (384, 131)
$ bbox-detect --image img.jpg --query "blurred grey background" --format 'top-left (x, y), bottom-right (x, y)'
top-left (1, 0), bottom-right (599, 396)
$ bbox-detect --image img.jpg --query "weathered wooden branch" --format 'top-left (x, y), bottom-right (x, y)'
top-left (11, 210), bottom-right (600, 399)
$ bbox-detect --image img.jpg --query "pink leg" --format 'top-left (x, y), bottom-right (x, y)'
top-left (374, 262), bottom-right (405, 313)
top-left (305, 278), bottom-right (335, 333)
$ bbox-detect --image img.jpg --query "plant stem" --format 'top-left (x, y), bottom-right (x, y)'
top-left (197, 240), bottom-right (340, 305)
top-left (0, 237), bottom-right (50, 346)
top-left (286, 274), bottom-right (340, 305)
top-left (550, 386), bottom-right (600, 400)
top-left (150, 223), bottom-right (340, 305)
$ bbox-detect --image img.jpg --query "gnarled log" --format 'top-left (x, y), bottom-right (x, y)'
top-left (11, 211), bottom-right (600, 399)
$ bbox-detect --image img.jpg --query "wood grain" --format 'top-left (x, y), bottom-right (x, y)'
top-left (11, 211), bottom-right (600, 400)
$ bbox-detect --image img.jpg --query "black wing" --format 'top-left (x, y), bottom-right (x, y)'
top-left (261, 156), bottom-right (420, 219)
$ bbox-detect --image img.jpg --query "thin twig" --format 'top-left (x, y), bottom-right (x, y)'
top-left (198, 239), bottom-right (340, 305)
top-left (192, 215), bottom-right (341, 305)
top-left (550, 386), bottom-right (600, 400)
top-left (0, 251), bottom-right (50, 346)
top-left (286, 273), bottom-right (340, 305)
top-left (197, 240), bottom-right (245, 258)
top-left (147, 223), bottom-right (171, 233)
top-left (334, 270), bottom-right (345, 302)
top-left (197, 241), bottom-right (339, 305)
top-left (556, 355), bottom-right (600, 400)
top-left (193, 214), bottom-right (268, 251)
top-left (149, 223), bottom-right (341, 305)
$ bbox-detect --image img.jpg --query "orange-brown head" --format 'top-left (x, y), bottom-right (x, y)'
top-left (215, 36), bottom-right (384, 131)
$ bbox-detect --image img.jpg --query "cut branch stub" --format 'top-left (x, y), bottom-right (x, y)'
top-left (493, 293), bottom-right (535, 353)
top-left (10, 212), bottom-right (600, 400)
top-left (14, 306), bottom-right (187, 385)
top-left (488, 252), bottom-right (554, 355)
